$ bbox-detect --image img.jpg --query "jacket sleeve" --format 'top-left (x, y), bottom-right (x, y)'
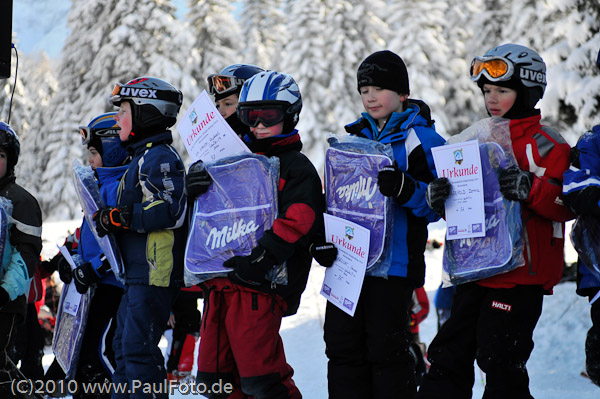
top-left (1, 246), bottom-right (29, 301)
top-left (563, 128), bottom-right (600, 205)
top-left (258, 154), bottom-right (324, 263)
top-left (8, 189), bottom-right (43, 278)
top-left (130, 145), bottom-right (187, 232)
top-left (523, 127), bottom-right (574, 222)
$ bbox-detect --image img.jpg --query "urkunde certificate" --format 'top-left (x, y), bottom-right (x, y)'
top-left (320, 213), bottom-right (370, 317)
top-left (432, 139), bottom-right (485, 240)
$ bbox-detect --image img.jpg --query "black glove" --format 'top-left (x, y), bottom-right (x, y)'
top-left (224, 246), bottom-right (277, 286)
top-left (377, 164), bottom-right (416, 204)
top-left (0, 287), bottom-right (9, 308)
top-left (309, 241), bottom-right (338, 267)
top-left (499, 167), bottom-right (533, 201)
top-left (426, 178), bottom-right (451, 217)
top-left (56, 255), bottom-right (73, 284)
top-left (186, 160), bottom-right (212, 199)
top-left (564, 185), bottom-right (600, 217)
top-left (73, 262), bottom-right (101, 294)
top-left (93, 206), bottom-right (132, 237)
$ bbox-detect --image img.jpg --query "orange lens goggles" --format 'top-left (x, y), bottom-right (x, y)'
top-left (207, 75), bottom-right (244, 95)
top-left (470, 57), bottom-right (514, 82)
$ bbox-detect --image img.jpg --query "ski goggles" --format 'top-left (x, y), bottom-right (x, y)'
top-left (207, 74), bottom-right (245, 96)
top-left (470, 56), bottom-right (515, 82)
top-left (238, 105), bottom-right (285, 127)
top-left (79, 126), bottom-right (120, 145)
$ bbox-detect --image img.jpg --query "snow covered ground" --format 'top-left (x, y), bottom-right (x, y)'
top-left (40, 219), bottom-right (599, 398)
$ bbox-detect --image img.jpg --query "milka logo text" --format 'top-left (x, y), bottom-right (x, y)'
top-left (119, 87), bottom-right (158, 99)
top-left (336, 176), bottom-right (377, 203)
top-left (206, 219), bottom-right (260, 249)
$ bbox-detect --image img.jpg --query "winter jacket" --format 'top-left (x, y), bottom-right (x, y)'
top-left (0, 231), bottom-right (29, 306)
top-left (115, 131), bottom-right (187, 287)
top-left (478, 113), bottom-right (574, 291)
top-left (563, 125), bottom-right (600, 297)
top-left (229, 131), bottom-right (324, 316)
top-left (76, 165), bottom-right (128, 287)
top-left (0, 174), bottom-right (42, 302)
top-left (344, 100), bottom-right (445, 285)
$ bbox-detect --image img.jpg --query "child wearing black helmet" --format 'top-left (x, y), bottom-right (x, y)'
top-left (419, 44), bottom-right (574, 399)
top-left (93, 77), bottom-right (187, 398)
top-left (562, 48), bottom-right (600, 387)
top-left (324, 50), bottom-right (445, 399)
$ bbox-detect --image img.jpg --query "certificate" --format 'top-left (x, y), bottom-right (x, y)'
top-left (176, 90), bottom-right (250, 163)
top-left (320, 213), bottom-right (370, 316)
top-left (58, 245), bottom-right (81, 316)
top-left (432, 140), bottom-right (485, 240)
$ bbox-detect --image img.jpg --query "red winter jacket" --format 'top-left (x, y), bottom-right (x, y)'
top-left (478, 114), bottom-right (574, 292)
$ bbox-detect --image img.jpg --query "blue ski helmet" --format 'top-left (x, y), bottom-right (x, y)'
top-left (0, 122), bottom-right (20, 171)
top-left (207, 64), bottom-right (265, 100)
top-left (80, 112), bottom-right (128, 167)
top-left (237, 70), bottom-right (302, 134)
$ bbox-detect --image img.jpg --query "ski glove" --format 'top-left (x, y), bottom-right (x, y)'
top-left (309, 241), bottom-right (338, 268)
top-left (53, 254), bottom-right (73, 284)
top-left (426, 178), bottom-right (452, 217)
top-left (377, 163), bottom-right (416, 204)
top-left (186, 160), bottom-right (212, 199)
top-left (225, 245), bottom-right (277, 286)
top-left (565, 186), bottom-right (600, 217)
top-left (93, 206), bottom-right (132, 237)
top-left (73, 256), bottom-right (111, 294)
top-left (0, 287), bottom-right (9, 308)
top-left (499, 167), bottom-right (533, 201)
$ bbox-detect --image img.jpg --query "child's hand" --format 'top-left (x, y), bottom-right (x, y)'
top-left (73, 262), bottom-right (100, 294)
top-left (224, 246), bottom-right (277, 286)
top-left (426, 178), bottom-right (451, 217)
top-left (498, 167), bottom-right (533, 201)
top-left (377, 163), bottom-right (416, 204)
top-left (186, 160), bottom-right (212, 199)
top-left (309, 241), bottom-right (338, 267)
top-left (93, 206), bottom-right (132, 237)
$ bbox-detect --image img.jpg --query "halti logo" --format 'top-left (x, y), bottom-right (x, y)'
top-left (491, 300), bottom-right (512, 312)
top-left (119, 87), bottom-right (158, 99)
top-left (206, 219), bottom-right (260, 250)
top-left (519, 68), bottom-right (546, 84)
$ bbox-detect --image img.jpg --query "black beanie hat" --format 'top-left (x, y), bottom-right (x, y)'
top-left (357, 50), bottom-right (410, 95)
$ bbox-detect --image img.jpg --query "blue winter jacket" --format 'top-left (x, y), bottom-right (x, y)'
top-left (0, 231), bottom-right (28, 303)
top-left (563, 125), bottom-right (600, 296)
top-left (115, 131), bottom-right (187, 287)
top-left (345, 100), bottom-right (445, 285)
top-left (77, 165), bottom-right (128, 287)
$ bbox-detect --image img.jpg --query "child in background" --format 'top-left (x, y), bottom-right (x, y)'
top-left (324, 50), bottom-right (445, 399)
top-left (419, 43), bottom-right (574, 399)
top-left (94, 77), bottom-right (187, 398)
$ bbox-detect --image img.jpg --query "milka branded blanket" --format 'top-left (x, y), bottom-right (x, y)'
top-left (325, 136), bottom-right (393, 276)
top-left (185, 154), bottom-right (279, 285)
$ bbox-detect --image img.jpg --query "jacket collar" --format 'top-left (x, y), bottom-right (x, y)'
top-left (126, 131), bottom-right (173, 156)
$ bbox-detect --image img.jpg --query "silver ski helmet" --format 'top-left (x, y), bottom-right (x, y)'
top-left (237, 70), bottom-right (302, 135)
top-left (111, 77), bottom-right (182, 140)
top-left (207, 64), bottom-right (265, 101)
top-left (471, 44), bottom-right (546, 109)
top-left (0, 122), bottom-right (20, 171)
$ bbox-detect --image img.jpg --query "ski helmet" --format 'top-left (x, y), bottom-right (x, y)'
top-left (0, 122), bottom-right (20, 171)
top-left (111, 76), bottom-right (182, 140)
top-left (237, 70), bottom-right (302, 135)
top-left (207, 64), bottom-right (265, 101)
top-left (470, 43), bottom-right (546, 109)
top-left (80, 112), bottom-right (128, 167)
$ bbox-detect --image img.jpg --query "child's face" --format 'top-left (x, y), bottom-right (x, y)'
top-left (115, 101), bottom-right (133, 141)
top-left (88, 146), bottom-right (103, 170)
top-left (0, 148), bottom-right (7, 179)
top-left (250, 122), bottom-right (284, 139)
top-left (483, 84), bottom-right (517, 117)
top-left (216, 94), bottom-right (239, 119)
top-left (360, 86), bottom-right (407, 126)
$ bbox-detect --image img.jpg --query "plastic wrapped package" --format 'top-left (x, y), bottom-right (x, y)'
top-left (571, 216), bottom-right (600, 281)
top-left (443, 118), bottom-right (525, 285)
top-left (52, 254), bottom-right (92, 379)
top-left (184, 154), bottom-right (280, 286)
top-left (0, 197), bottom-right (13, 264)
top-left (325, 135), bottom-right (393, 277)
top-left (71, 160), bottom-right (125, 283)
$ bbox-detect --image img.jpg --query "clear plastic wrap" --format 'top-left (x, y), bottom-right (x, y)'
top-left (71, 160), bottom-right (125, 283)
top-left (184, 154), bottom-right (280, 286)
top-left (0, 197), bottom-right (12, 265)
top-left (325, 135), bottom-right (394, 277)
top-left (571, 216), bottom-right (600, 281)
top-left (443, 118), bottom-right (525, 285)
top-left (52, 254), bottom-right (92, 379)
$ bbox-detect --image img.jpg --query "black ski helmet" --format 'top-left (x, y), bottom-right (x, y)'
top-left (111, 77), bottom-right (182, 141)
top-left (0, 122), bottom-right (20, 172)
top-left (207, 64), bottom-right (266, 101)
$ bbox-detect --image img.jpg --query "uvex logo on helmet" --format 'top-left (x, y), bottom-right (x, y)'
top-left (118, 87), bottom-right (158, 99)
top-left (519, 67), bottom-right (546, 84)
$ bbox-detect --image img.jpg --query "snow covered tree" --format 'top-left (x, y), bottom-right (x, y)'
top-left (239, 0), bottom-right (288, 69)
top-left (186, 0), bottom-right (241, 94)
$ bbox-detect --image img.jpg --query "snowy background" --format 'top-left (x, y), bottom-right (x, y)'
top-left (40, 219), bottom-right (599, 398)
